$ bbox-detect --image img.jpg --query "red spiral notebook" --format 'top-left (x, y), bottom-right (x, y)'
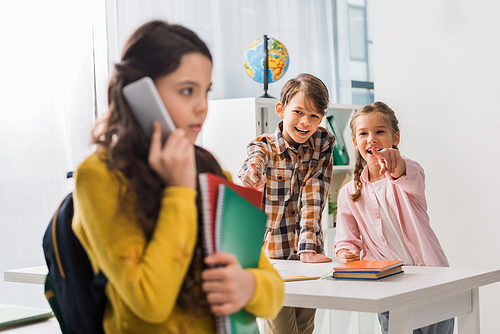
top-left (198, 173), bottom-right (266, 334)
top-left (198, 173), bottom-right (263, 257)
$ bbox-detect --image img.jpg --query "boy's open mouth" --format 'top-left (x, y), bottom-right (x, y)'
top-left (295, 127), bottom-right (309, 134)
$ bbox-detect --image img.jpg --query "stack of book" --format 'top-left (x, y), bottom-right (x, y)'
top-left (198, 173), bottom-right (267, 334)
top-left (333, 260), bottom-right (404, 281)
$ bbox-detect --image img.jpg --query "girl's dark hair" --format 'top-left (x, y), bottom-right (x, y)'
top-left (93, 20), bottom-right (215, 314)
top-left (349, 101), bottom-right (400, 202)
top-left (279, 73), bottom-right (329, 115)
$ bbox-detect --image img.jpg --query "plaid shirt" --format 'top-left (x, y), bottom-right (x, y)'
top-left (238, 122), bottom-right (334, 260)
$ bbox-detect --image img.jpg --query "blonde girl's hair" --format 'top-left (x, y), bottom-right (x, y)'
top-left (349, 101), bottom-right (400, 202)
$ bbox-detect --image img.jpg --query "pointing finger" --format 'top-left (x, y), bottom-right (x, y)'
top-left (250, 163), bottom-right (260, 174)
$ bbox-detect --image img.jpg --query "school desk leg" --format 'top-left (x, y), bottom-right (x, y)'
top-left (457, 288), bottom-right (480, 334)
top-left (257, 317), bottom-right (268, 334)
top-left (388, 306), bottom-right (413, 334)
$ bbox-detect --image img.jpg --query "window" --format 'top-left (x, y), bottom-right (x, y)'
top-left (348, 0), bottom-right (374, 105)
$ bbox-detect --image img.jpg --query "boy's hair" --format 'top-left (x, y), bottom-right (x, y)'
top-left (280, 73), bottom-right (329, 116)
top-left (350, 101), bottom-right (400, 202)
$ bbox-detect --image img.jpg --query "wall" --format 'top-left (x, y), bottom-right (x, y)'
top-left (372, 1), bottom-right (500, 332)
top-left (0, 0), bottom-right (107, 309)
top-left (106, 0), bottom-right (351, 103)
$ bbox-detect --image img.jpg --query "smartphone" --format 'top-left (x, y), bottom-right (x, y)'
top-left (122, 76), bottom-right (176, 143)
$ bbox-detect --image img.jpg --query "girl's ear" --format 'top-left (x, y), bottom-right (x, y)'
top-left (393, 131), bottom-right (401, 147)
top-left (275, 102), bottom-right (284, 119)
top-left (352, 136), bottom-right (359, 151)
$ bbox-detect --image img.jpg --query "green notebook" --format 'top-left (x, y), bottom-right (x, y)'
top-left (215, 184), bottom-right (268, 334)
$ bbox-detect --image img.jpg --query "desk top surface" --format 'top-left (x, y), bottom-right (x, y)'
top-left (5, 261), bottom-right (500, 314)
top-left (0, 305), bottom-right (60, 333)
top-left (272, 259), bottom-right (500, 312)
top-left (4, 266), bottom-right (47, 285)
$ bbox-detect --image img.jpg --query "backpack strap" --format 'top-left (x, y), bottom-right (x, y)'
top-left (93, 271), bottom-right (108, 289)
top-left (51, 200), bottom-right (66, 278)
top-left (43, 192), bottom-right (108, 334)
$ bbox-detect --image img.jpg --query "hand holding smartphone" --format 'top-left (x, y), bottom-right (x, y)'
top-left (122, 76), bottom-right (176, 143)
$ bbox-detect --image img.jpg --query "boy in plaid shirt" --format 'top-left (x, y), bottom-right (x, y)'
top-left (238, 73), bottom-right (334, 334)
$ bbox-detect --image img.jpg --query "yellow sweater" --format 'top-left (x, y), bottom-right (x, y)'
top-left (72, 153), bottom-right (284, 333)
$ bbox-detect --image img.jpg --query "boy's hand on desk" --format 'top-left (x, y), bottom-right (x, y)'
top-left (300, 252), bottom-right (333, 263)
top-left (201, 252), bottom-right (256, 316)
top-left (241, 163), bottom-right (266, 191)
top-left (336, 249), bottom-right (360, 264)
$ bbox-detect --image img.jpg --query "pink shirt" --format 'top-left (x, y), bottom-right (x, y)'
top-left (334, 157), bottom-right (449, 267)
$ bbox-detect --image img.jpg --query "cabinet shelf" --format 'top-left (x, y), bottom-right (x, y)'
top-left (333, 165), bottom-right (354, 173)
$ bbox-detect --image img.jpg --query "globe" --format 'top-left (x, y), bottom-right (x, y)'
top-left (243, 36), bottom-right (290, 84)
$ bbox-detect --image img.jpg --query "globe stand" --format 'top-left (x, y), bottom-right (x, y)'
top-left (260, 35), bottom-right (275, 99)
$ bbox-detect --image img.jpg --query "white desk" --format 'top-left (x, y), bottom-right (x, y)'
top-left (4, 266), bottom-right (47, 285)
top-left (5, 263), bottom-right (500, 334)
top-left (2, 269), bottom-right (59, 333)
top-left (272, 260), bottom-right (500, 334)
top-left (0, 316), bottom-right (61, 333)
top-left (0, 304), bottom-right (61, 333)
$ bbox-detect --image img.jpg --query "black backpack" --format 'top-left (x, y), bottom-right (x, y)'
top-left (42, 190), bottom-right (108, 334)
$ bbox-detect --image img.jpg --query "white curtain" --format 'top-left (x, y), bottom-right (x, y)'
top-left (0, 0), bottom-right (107, 308)
top-left (107, 0), bottom-right (352, 103)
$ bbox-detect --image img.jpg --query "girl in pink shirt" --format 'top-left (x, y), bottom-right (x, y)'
top-left (333, 102), bottom-right (453, 334)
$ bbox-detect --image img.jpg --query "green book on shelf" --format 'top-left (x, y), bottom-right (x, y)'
top-left (215, 184), bottom-right (268, 334)
top-left (326, 115), bottom-right (349, 166)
